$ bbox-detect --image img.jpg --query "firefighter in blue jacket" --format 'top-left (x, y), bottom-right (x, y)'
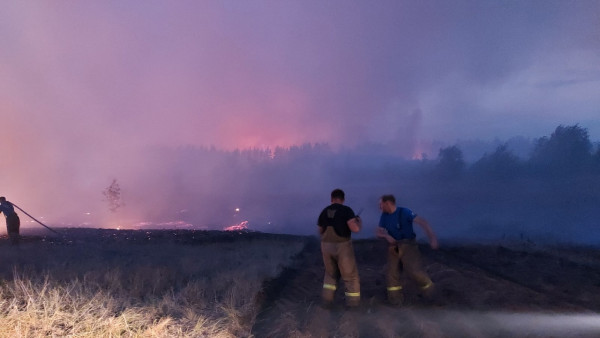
top-left (376, 194), bottom-right (438, 305)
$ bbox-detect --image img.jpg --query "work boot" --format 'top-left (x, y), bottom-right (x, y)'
top-left (8, 232), bottom-right (19, 246)
top-left (387, 289), bottom-right (403, 306)
top-left (321, 299), bottom-right (333, 309)
top-left (345, 294), bottom-right (360, 308)
top-left (420, 282), bottom-right (436, 300)
top-left (321, 287), bottom-right (335, 308)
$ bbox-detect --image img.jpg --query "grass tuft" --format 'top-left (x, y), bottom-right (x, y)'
top-left (0, 231), bottom-right (306, 337)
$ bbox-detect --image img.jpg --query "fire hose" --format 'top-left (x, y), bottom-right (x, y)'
top-left (11, 203), bottom-right (59, 234)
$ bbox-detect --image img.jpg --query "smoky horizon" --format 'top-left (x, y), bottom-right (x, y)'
top-left (4, 124), bottom-right (599, 246)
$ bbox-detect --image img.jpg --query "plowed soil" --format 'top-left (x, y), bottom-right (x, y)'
top-left (252, 238), bottom-right (600, 338)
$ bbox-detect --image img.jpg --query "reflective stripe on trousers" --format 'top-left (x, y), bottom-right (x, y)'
top-left (323, 283), bottom-right (337, 291)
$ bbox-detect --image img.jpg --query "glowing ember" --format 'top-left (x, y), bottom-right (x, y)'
top-left (224, 220), bottom-right (249, 231)
top-left (130, 221), bottom-right (195, 229)
top-left (412, 150), bottom-right (427, 160)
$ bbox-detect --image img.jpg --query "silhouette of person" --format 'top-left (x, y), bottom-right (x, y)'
top-left (0, 197), bottom-right (21, 245)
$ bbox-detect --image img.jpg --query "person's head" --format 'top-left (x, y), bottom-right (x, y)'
top-left (0, 197), bottom-right (5, 203)
top-left (379, 194), bottom-right (396, 213)
top-left (331, 189), bottom-right (345, 203)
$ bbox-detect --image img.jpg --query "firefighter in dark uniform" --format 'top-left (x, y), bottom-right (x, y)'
top-left (317, 189), bottom-right (362, 307)
top-left (0, 197), bottom-right (21, 245)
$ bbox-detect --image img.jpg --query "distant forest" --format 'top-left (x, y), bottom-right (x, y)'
top-left (127, 125), bottom-right (599, 244)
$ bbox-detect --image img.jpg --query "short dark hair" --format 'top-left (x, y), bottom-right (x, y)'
top-left (331, 189), bottom-right (345, 201)
top-left (380, 194), bottom-right (396, 204)
top-left (0, 197), bottom-right (5, 202)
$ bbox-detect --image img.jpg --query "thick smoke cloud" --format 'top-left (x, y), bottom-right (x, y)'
top-left (31, 124), bottom-right (594, 246)
top-left (0, 2), bottom-right (598, 242)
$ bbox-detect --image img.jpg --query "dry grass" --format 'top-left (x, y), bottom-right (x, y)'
top-left (0, 230), bottom-right (306, 337)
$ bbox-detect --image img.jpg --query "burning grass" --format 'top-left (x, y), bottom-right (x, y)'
top-left (0, 229), bottom-right (307, 337)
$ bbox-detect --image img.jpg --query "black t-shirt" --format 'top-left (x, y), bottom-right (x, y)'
top-left (318, 203), bottom-right (356, 238)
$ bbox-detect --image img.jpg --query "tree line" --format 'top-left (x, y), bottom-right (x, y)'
top-left (122, 124), bottom-right (598, 243)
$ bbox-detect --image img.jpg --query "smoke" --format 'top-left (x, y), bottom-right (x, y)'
top-left (2, 118), bottom-right (599, 247)
top-left (1, 2), bottom-right (599, 242)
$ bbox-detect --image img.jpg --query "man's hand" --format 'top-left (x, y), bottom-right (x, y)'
top-left (376, 227), bottom-right (396, 244)
top-left (375, 227), bottom-right (387, 238)
top-left (347, 216), bottom-right (362, 233)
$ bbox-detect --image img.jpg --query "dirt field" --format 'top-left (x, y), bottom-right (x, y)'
top-left (2, 229), bottom-right (600, 337)
top-left (252, 238), bottom-right (600, 337)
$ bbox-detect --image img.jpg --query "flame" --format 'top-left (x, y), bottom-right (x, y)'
top-left (224, 220), bottom-right (249, 231)
top-left (411, 141), bottom-right (433, 160)
top-left (412, 150), bottom-right (426, 160)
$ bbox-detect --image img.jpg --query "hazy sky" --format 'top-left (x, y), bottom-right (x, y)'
top-left (1, 1), bottom-right (599, 228)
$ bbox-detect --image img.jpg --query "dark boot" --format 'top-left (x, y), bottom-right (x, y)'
top-left (420, 282), bottom-right (436, 300)
top-left (321, 286), bottom-right (335, 308)
top-left (345, 292), bottom-right (360, 308)
top-left (8, 232), bottom-right (19, 246)
top-left (387, 289), bottom-right (403, 306)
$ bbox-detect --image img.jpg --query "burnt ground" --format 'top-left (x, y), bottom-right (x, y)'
top-left (2, 229), bottom-right (600, 337)
top-left (252, 238), bottom-right (600, 338)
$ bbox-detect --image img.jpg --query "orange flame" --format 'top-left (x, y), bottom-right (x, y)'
top-left (224, 220), bottom-right (249, 231)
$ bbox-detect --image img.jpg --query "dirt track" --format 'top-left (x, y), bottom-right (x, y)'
top-left (252, 238), bottom-right (600, 337)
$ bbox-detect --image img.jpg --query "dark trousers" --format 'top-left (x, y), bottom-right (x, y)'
top-left (6, 213), bottom-right (20, 245)
top-left (386, 239), bottom-right (432, 292)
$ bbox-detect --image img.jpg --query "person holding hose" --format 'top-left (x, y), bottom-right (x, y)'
top-left (0, 196), bottom-right (21, 245)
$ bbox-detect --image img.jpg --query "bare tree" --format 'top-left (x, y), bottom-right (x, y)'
top-left (103, 179), bottom-right (124, 213)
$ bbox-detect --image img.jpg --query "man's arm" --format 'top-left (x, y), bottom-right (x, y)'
top-left (317, 211), bottom-right (325, 235)
top-left (317, 224), bottom-right (325, 234)
top-left (347, 216), bottom-right (362, 233)
top-left (376, 226), bottom-right (396, 244)
top-left (413, 216), bottom-right (439, 249)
